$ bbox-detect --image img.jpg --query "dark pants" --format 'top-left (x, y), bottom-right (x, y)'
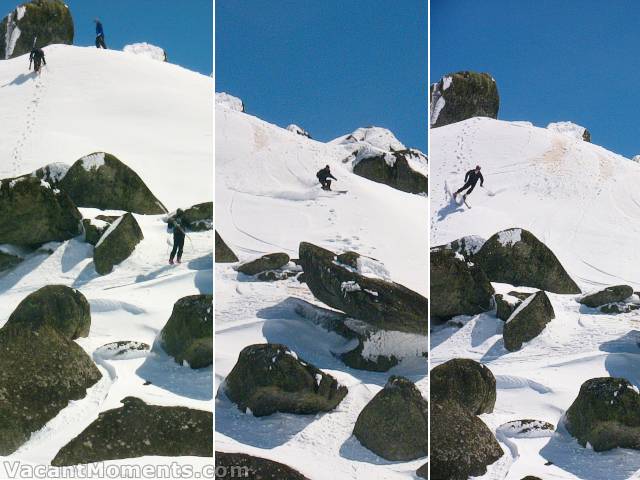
top-left (33, 58), bottom-right (42, 72)
top-left (456, 180), bottom-right (479, 196)
top-left (320, 179), bottom-right (332, 190)
top-left (96, 35), bottom-right (107, 49)
top-left (170, 235), bottom-right (185, 262)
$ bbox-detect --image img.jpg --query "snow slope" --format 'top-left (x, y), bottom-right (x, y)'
top-left (215, 100), bottom-right (428, 479)
top-left (0, 45), bottom-right (212, 475)
top-left (431, 117), bottom-right (640, 479)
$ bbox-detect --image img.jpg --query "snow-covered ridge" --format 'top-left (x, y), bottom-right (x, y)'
top-left (81, 152), bottom-right (105, 171)
top-left (331, 126), bottom-right (405, 152)
top-left (286, 124), bottom-right (310, 138)
top-left (546, 121), bottom-right (589, 141)
top-left (123, 42), bottom-right (167, 62)
top-left (216, 92), bottom-right (244, 112)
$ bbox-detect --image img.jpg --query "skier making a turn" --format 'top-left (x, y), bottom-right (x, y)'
top-left (316, 165), bottom-right (337, 191)
top-left (454, 165), bottom-right (484, 200)
top-left (29, 48), bottom-right (46, 73)
top-left (169, 209), bottom-right (186, 264)
top-left (94, 19), bottom-right (107, 49)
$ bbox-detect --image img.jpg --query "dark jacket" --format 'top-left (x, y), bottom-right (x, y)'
top-left (171, 217), bottom-right (186, 240)
top-left (29, 48), bottom-right (46, 64)
top-left (464, 169), bottom-right (484, 186)
top-left (96, 21), bottom-right (104, 37)
top-left (316, 167), bottom-right (336, 182)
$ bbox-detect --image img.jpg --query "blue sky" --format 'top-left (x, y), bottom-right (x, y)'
top-left (431, 0), bottom-right (640, 158)
top-left (0, 0), bottom-right (212, 75)
top-left (216, 0), bottom-right (427, 151)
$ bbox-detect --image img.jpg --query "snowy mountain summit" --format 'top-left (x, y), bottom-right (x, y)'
top-left (123, 42), bottom-right (167, 62)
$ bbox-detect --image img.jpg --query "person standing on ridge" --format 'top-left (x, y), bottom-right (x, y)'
top-left (316, 165), bottom-right (337, 191)
top-left (29, 47), bottom-right (46, 73)
top-left (169, 209), bottom-right (186, 264)
top-left (454, 165), bottom-right (484, 200)
top-left (94, 19), bottom-right (107, 49)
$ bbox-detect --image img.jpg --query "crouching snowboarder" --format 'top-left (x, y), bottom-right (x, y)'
top-left (29, 48), bottom-right (46, 73)
top-left (316, 165), bottom-right (337, 191)
top-left (168, 209), bottom-right (186, 264)
top-left (455, 165), bottom-right (484, 200)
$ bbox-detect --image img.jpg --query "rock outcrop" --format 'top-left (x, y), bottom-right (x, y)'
top-left (93, 213), bottom-right (144, 275)
top-left (579, 285), bottom-right (633, 308)
top-left (238, 252), bottom-right (290, 276)
top-left (353, 376), bottom-right (428, 461)
top-left (51, 397), bottom-right (212, 465)
top-left (430, 71), bottom-right (499, 128)
top-left (216, 452), bottom-right (310, 480)
top-left (353, 149), bottom-right (428, 194)
top-left (156, 294), bottom-right (213, 369)
top-left (430, 358), bottom-right (496, 414)
top-left (215, 231), bottom-right (238, 263)
top-left (503, 291), bottom-right (555, 351)
top-left (223, 343), bottom-right (347, 416)
top-left (181, 202), bottom-right (213, 231)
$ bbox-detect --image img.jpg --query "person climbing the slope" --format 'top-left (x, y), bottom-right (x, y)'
top-left (169, 209), bottom-right (186, 264)
top-left (454, 165), bottom-right (484, 200)
top-left (316, 165), bottom-right (337, 191)
top-left (94, 19), bottom-right (107, 49)
top-left (29, 47), bottom-right (46, 73)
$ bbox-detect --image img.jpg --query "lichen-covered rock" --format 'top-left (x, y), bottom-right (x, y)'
top-left (58, 152), bottom-right (166, 214)
top-left (565, 377), bottom-right (640, 451)
top-left (430, 358), bottom-right (496, 414)
top-left (579, 285), bottom-right (633, 308)
top-left (5, 285), bottom-right (90, 339)
top-left (503, 291), bottom-right (555, 351)
top-left (0, 250), bottom-right (22, 272)
top-left (0, 0), bottom-right (74, 59)
top-left (475, 228), bottom-right (580, 294)
top-left (353, 376), bottom-right (428, 461)
top-left (215, 452), bottom-right (310, 480)
top-left (0, 176), bottom-right (81, 246)
top-left (495, 291), bottom-right (532, 321)
top-left (223, 343), bottom-right (347, 416)
top-left (181, 202), bottom-right (212, 231)
top-left (440, 234), bottom-right (486, 262)
top-left (30, 162), bottom-right (69, 188)
top-left (431, 400), bottom-right (503, 480)
top-left (430, 71), bottom-right (499, 128)
top-left (430, 245), bottom-right (494, 322)
top-left (82, 217), bottom-right (111, 246)
top-left (353, 149), bottom-right (428, 194)
top-left (156, 294), bottom-right (212, 369)
top-left (0, 324), bottom-right (101, 455)
top-left (51, 397), bottom-right (212, 465)
top-left (93, 213), bottom-right (144, 275)
top-left (215, 231), bottom-right (238, 263)
top-left (299, 242), bottom-right (428, 335)
top-left (238, 252), bottom-right (290, 276)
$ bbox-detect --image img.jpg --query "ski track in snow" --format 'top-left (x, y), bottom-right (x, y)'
top-left (0, 46), bottom-right (213, 474)
top-left (432, 117), bottom-right (640, 480)
top-left (215, 102), bottom-right (428, 478)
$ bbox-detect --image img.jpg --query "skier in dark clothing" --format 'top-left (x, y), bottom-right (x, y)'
top-left (169, 210), bottom-right (186, 264)
top-left (455, 165), bottom-right (484, 199)
top-left (94, 19), bottom-right (107, 49)
top-left (316, 165), bottom-right (337, 191)
top-left (29, 48), bottom-right (46, 73)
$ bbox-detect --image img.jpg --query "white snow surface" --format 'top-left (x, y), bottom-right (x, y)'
top-left (216, 101), bottom-right (427, 478)
top-left (331, 126), bottom-right (406, 152)
top-left (547, 121), bottom-right (589, 141)
top-left (123, 42), bottom-right (167, 62)
top-left (432, 116), bottom-right (640, 479)
top-left (0, 45), bottom-right (213, 474)
top-left (215, 92), bottom-right (244, 112)
top-left (80, 152), bottom-right (105, 171)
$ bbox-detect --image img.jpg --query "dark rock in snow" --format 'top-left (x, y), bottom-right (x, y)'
top-left (430, 245), bottom-right (494, 322)
top-left (5, 284), bottom-right (90, 339)
top-left (181, 202), bottom-right (213, 231)
top-left (0, 0), bottom-right (74, 59)
top-left (299, 242), bottom-right (428, 335)
top-left (353, 376), bottom-right (428, 461)
top-left (430, 71), bottom-right (499, 128)
top-left (94, 341), bottom-right (150, 360)
top-left (497, 419), bottom-right (555, 437)
top-left (51, 397), bottom-right (212, 465)
top-left (430, 358), bottom-right (496, 414)
top-left (223, 343), bottom-right (347, 416)
top-left (416, 463), bottom-right (428, 479)
top-left (82, 217), bottom-right (111, 246)
top-left (237, 252), bottom-right (290, 276)
top-left (440, 234), bottom-right (486, 262)
top-left (579, 285), bottom-right (633, 308)
top-left (566, 377), bottom-right (640, 451)
top-left (156, 294), bottom-right (213, 369)
top-left (215, 231), bottom-right (238, 263)
top-left (475, 228), bottom-right (580, 294)
top-left (352, 149), bottom-right (428, 194)
top-left (431, 400), bottom-right (503, 480)
top-left (503, 291), bottom-right (555, 351)
top-left (0, 250), bottom-right (22, 272)
top-left (0, 175), bottom-right (81, 246)
top-left (216, 452), bottom-right (310, 480)
top-left (93, 212), bottom-right (143, 275)
top-left (0, 324), bottom-right (101, 455)
top-left (59, 152), bottom-right (166, 214)
top-left (495, 291), bottom-right (532, 321)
